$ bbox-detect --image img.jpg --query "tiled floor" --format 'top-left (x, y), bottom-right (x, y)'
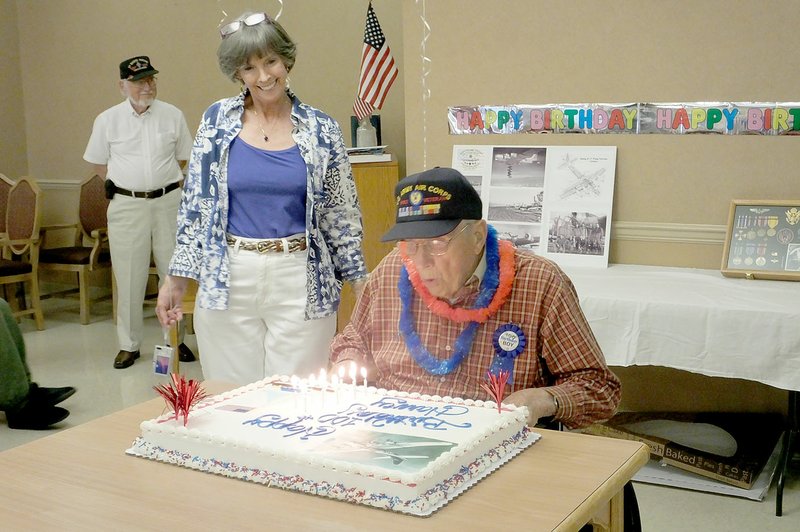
top-left (2, 297), bottom-right (799, 530)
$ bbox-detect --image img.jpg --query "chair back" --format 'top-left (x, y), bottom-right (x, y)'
top-left (78, 174), bottom-right (109, 236)
top-left (0, 173), bottom-right (13, 235)
top-left (5, 177), bottom-right (41, 254)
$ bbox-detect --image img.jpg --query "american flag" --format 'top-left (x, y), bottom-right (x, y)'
top-left (353, 2), bottom-right (398, 121)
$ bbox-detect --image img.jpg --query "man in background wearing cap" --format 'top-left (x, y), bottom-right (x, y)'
top-left (84, 56), bottom-right (194, 369)
top-left (330, 167), bottom-right (621, 429)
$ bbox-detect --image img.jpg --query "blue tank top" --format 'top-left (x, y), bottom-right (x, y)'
top-left (227, 138), bottom-right (307, 238)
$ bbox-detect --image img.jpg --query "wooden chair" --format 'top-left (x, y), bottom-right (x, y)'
top-left (39, 174), bottom-right (111, 324)
top-left (0, 177), bottom-right (44, 329)
top-left (0, 174), bottom-right (14, 301)
top-left (0, 173), bottom-right (13, 240)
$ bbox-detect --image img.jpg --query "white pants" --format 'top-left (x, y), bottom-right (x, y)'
top-left (194, 241), bottom-right (336, 386)
top-left (108, 190), bottom-right (180, 351)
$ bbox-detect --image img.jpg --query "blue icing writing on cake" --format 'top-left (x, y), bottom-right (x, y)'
top-left (126, 375), bottom-right (539, 516)
top-left (244, 397), bottom-right (472, 438)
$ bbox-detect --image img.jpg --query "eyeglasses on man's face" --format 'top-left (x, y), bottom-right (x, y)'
top-left (220, 12), bottom-right (271, 39)
top-left (400, 224), bottom-right (471, 257)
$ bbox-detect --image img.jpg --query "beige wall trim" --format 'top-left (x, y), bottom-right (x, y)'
top-left (38, 179), bottom-right (81, 190)
top-left (612, 221), bottom-right (726, 245)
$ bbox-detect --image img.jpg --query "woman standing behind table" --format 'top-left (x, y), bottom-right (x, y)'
top-left (156, 12), bottom-right (367, 385)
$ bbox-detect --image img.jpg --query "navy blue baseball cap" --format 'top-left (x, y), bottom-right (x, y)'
top-left (381, 167), bottom-right (482, 241)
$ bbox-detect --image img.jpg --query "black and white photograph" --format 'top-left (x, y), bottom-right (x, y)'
top-left (454, 144), bottom-right (617, 268)
top-left (489, 147), bottom-right (546, 187)
top-left (546, 211), bottom-right (608, 256)
top-left (494, 222), bottom-right (541, 252)
top-left (487, 187), bottom-right (543, 223)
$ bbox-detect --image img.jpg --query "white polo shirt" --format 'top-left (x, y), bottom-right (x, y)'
top-left (83, 99), bottom-right (192, 191)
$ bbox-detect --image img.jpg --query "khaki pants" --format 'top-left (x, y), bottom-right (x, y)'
top-left (108, 189), bottom-right (180, 351)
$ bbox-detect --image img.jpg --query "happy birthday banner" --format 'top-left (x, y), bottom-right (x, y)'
top-left (448, 102), bottom-right (800, 136)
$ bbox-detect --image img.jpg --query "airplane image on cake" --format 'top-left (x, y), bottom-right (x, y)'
top-left (309, 431), bottom-right (457, 473)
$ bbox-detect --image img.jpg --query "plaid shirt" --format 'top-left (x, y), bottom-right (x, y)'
top-left (331, 246), bottom-right (621, 428)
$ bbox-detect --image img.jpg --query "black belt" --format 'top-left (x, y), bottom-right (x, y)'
top-left (114, 181), bottom-right (180, 199)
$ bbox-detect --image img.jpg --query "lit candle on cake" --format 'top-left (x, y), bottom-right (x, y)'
top-left (299, 379), bottom-right (308, 414)
top-left (349, 362), bottom-right (357, 400)
top-left (308, 374), bottom-right (317, 412)
top-left (361, 366), bottom-right (367, 390)
top-left (331, 373), bottom-right (340, 405)
top-left (318, 369), bottom-right (327, 410)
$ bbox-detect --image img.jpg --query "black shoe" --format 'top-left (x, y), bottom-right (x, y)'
top-left (6, 402), bottom-right (70, 430)
top-left (178, 343), bottom-right (196, 362)
top-left (114, 350), bottom-right (140, 369)
top-left (28, 383), bottom-right (76, 406)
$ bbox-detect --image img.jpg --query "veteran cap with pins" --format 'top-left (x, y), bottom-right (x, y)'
top-left (119, 55), bottom-right (159, 81)
top-left (381, 167), bottom-right (483, 242)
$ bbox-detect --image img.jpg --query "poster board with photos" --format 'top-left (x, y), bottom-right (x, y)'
top-left (452, 145), bottom-right (617, 268)
top-left (721, 200), bottom-right (800, 281)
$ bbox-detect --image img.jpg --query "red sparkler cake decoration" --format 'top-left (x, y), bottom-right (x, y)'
top-left (153, 373), bottom-right (209, 426)
top-left (480, 370), bottom-right (510, 413)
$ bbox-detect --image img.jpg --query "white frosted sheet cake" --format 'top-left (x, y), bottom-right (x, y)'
top-left (127, 376), bottom-right (539, 516)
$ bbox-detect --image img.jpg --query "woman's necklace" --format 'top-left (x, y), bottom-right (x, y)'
top-left (398, 227), bottom-right (516, 375)
top-left (251, 109), bottom-right (270, 143)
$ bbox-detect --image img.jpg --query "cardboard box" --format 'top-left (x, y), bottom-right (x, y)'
top-left (582, 412), bottom-right (783, 489)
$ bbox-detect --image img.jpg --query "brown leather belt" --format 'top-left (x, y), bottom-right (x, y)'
top-left (114, 181), bottom-right (180, 199)
top-left (226, 235), bottom-right (307, 253)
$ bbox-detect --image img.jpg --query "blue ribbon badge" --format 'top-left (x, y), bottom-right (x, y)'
top-left (489, 323), bottom-right (526, 382)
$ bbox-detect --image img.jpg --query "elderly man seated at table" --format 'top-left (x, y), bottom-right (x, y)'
top-left (330, 167), bottom-right (620, 429)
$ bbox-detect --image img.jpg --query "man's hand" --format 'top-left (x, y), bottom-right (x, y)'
top-left (505, 387), bottom-right (558, 427)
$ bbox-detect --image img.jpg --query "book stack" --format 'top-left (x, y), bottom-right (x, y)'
top-left (347, 146), bottom-right (392, 164)
top-left (581, 411), bottom-right (783, 489)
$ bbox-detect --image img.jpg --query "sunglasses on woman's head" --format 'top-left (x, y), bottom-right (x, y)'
top-left (219, 12), bottom-right (271, 39)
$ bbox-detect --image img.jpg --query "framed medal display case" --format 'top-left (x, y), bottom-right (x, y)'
top-left (721, 199), bottom-right (800, 281)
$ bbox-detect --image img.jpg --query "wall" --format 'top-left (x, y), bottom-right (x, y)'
top-left (400, 0), bottom-right (798, 414)
top-left (13, 0), bottom-right (405, 222)
top-left (0, 0), bottom-right (28, 177)
top-left (9, 1), bottom-right (796, 413)
top-left (402, 0), bottom-right (800, 270)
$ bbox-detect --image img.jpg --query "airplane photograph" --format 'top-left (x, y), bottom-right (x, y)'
top-left (489, 147), bottom-right (546, 187)
top-left (493, 222), bottom-right (540, 252)
top-left (487, 187), bottom-right (543, 223)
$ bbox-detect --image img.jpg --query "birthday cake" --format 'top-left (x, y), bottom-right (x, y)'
top-left (126, 376), bottom-right (538, 516)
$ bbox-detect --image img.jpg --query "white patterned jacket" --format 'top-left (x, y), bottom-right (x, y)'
top-left (169, 90), bottom-right (367, 319)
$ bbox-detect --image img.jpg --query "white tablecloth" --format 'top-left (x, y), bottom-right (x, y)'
top-left (562, 264), bottom-right (800, 391)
